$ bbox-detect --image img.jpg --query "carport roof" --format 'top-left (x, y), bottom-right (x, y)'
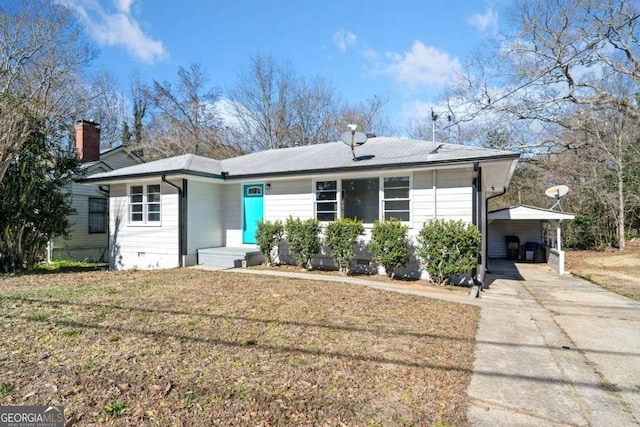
top-left (488, 205), bottom-right (575, 221)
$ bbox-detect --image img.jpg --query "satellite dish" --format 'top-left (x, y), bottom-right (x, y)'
top-left (544, 184), bottom-right (569, 211)
top-left (545, 185), bottom-right (569, 199)
top-left (340, 131), bottom-right (368, 146)
top-left (340, 126), bottom-right (368, 161)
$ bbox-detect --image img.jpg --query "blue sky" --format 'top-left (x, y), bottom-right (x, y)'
top-left (66, 0), bottom-right (510, 133)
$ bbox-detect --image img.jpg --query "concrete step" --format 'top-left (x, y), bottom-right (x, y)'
top-left (197, 247), bottom-right (263, 269)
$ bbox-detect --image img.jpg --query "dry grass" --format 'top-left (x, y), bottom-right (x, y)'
top-left (565, 248), bottom-right (640, 302)
top-left (0, 269), bottom-right (479, 426)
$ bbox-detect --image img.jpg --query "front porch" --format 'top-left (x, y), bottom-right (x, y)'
top-left (197, 246), bottom-right (263, 269)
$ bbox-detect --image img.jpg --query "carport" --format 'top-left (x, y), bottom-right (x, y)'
top-left (487, 205), bottom-right (575, 274)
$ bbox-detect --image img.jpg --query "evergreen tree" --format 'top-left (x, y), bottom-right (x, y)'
top-left (0, 126), bottom-right (80, 272)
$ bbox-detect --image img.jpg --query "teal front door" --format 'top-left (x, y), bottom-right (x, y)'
top-left (242, 184), bottom-right (264, 244)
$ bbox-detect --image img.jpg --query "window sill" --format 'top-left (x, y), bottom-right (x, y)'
top-left (127, 222), bottom-right (162, 227)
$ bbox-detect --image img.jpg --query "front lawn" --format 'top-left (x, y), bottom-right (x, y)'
top-left (0, 269), bottom-right (479, 425)
top-left (566, 248), bottom-right (640, 302)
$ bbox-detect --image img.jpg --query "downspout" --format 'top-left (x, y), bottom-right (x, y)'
top-left (98, 185), bottom-right (110, 266)
top-left (161, 175), bottom-right (185, 267)
top-left (470, 162), bottom-right (483, 298)
top-left (484, 188), bottom-right (507, 274)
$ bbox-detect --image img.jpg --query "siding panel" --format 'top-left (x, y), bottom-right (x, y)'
top-left (109, 181), bottom-right (179, 269)
top-left (221, 184), bottom-right (241, 246)
top-left (187, 181), bottom-right (222, 255)
top-left (264, 179), bottom-right (313, 222)
top-left (435, 169), bottom-right (472, 221)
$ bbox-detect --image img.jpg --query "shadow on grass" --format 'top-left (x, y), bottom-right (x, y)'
top-left (32, 261), bottom-right (108, 275)
top-left (3, 293), bottom-right (639, 359)
top-left (3, 303), bottom-right (639, 394)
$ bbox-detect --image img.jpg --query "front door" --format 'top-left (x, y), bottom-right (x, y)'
top-left (242, 184), bottom-right (264, 244)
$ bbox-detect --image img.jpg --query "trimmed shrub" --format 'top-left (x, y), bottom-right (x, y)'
top-left (284, 217), bottom-right (321, 270)
top-left (255, 219), bottom-right (284, 266)
top-left (415, 219), bottom-right (480, 285)
top-left (368, 218), bottom-right (410, 278)
top-left (324, 218), bottom-right (364, 275)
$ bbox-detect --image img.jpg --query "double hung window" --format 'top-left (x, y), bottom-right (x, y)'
top-left (130, 184), bottom-right (161, 224)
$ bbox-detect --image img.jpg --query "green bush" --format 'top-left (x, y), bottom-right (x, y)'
top-left (285, 217), bottom-right (321, 270)
top-left (415, 219), bottom-right (480, 285)
top-left (324, 218), bottom-right (364, 275)
top-left (255, 220), bottom-right (284, 266)
top-left (562, 214), bottom-right (598, 250)
top-left (368, 218), bottom-right (410, 278)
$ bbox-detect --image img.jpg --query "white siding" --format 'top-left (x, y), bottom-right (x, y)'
top-left (52, 149), bottom-right (141, 262)
top-left (51, 182), bottom-right (108, 261)
top-left (187, 181), bottom-right (222, 260)
top-left (488, 220), bottom-right (543, 259)
top-left (434, 168), bottom-right (473, 221)
top-left (221, 184), bottom-right (242, 246)
top-left (109, 181), bottom-right (179, 269)
top-left (411, 170), bottom-right (435, 232)
top-left (264, 179), bottom-right (313, 222)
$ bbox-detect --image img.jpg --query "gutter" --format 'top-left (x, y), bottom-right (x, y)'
top-left (77, 169), bottom-right (224, 184)
top-left (470, 162), bottom-right (483, 298)
top-left (161, 175), bottom-right (187, 267)
top-left (98, 185), bottom-right (110, 267)
top-left (222, 153), bottom-right (521, 181)
top-left (76, 153), bottom-right (520, 184)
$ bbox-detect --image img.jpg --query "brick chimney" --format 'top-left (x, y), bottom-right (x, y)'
top-left (75, 120), bottom-right (101, 162)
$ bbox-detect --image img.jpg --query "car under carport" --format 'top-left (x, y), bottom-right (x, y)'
top-left (487, 205), bottom-right (575, 274)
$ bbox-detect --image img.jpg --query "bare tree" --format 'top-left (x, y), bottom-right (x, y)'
top-left (142, 63), bottom-right (233, 159)
top-left (79, 71), bottom-right (128, 148)
top-left (290, 76), bottom-right (339, 146)
top-left (0, 0), bottom-right (95, 181)
top-left (338, 95), bottom-right (395, 138)
top-left (227, 54), bottom-right (296, 150)
top-left (227, 54), bottom-right (395, 150)
top-left (446, 0), bottom-right (640, 249)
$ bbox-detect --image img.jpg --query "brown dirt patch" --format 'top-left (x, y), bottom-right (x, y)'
top-left (565, 248), bottom-right (640, 302)
top-left (0, 269), bottom-right (479, 426)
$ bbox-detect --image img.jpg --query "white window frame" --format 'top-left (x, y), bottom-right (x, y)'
top-left (312, 173), bottom-right (412, 225)
top-left (314, 180), bottom-right (340, 222)
top-left (381, 175), bottom-right (412, 223)
top-left (128, 183), bottom-right (161, 226)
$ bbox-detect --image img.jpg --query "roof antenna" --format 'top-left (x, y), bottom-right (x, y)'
top-left (340, 124), bottom-right (367, 161)
top-left (431, 109), bottom-right (452, 154)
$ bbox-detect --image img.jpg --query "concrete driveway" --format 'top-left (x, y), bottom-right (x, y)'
top-left (468, 260), bottom-right (640, 426)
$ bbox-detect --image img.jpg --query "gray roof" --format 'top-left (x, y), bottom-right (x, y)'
top-left (82, 153), bottom-right (223, 181)
top-left (79, 137), bottom-right (519, 183)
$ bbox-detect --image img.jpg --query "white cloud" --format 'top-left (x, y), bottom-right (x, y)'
top-left (332, 29), bottom-right (357, 53)
top-left (467, 9), bottom-right (498, 33)
top-left (381, 41), bottom-right (462, 88)
top-left (65, 0), bottom-right (167, 63)
top-left (115, 0), bottom-right (134, 13)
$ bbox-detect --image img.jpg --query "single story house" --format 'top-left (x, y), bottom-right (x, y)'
top-left (49, 120), bottom-right (143, 262)
top-left (79, 137), bottom-right (520, 281)
top-left (487, 205), bottom-right (575, 274)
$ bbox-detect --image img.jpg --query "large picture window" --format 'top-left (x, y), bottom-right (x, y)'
top-left (314, 175), bottom-right (411, 223)
top-left (129, 184), bottom-right (161, 224)
top-left (343, 178), bottom-right (379, 223)
top-left (88, 197), bottom-right (107, 233)
top-left (383, 176), bottom-right (410, 221)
